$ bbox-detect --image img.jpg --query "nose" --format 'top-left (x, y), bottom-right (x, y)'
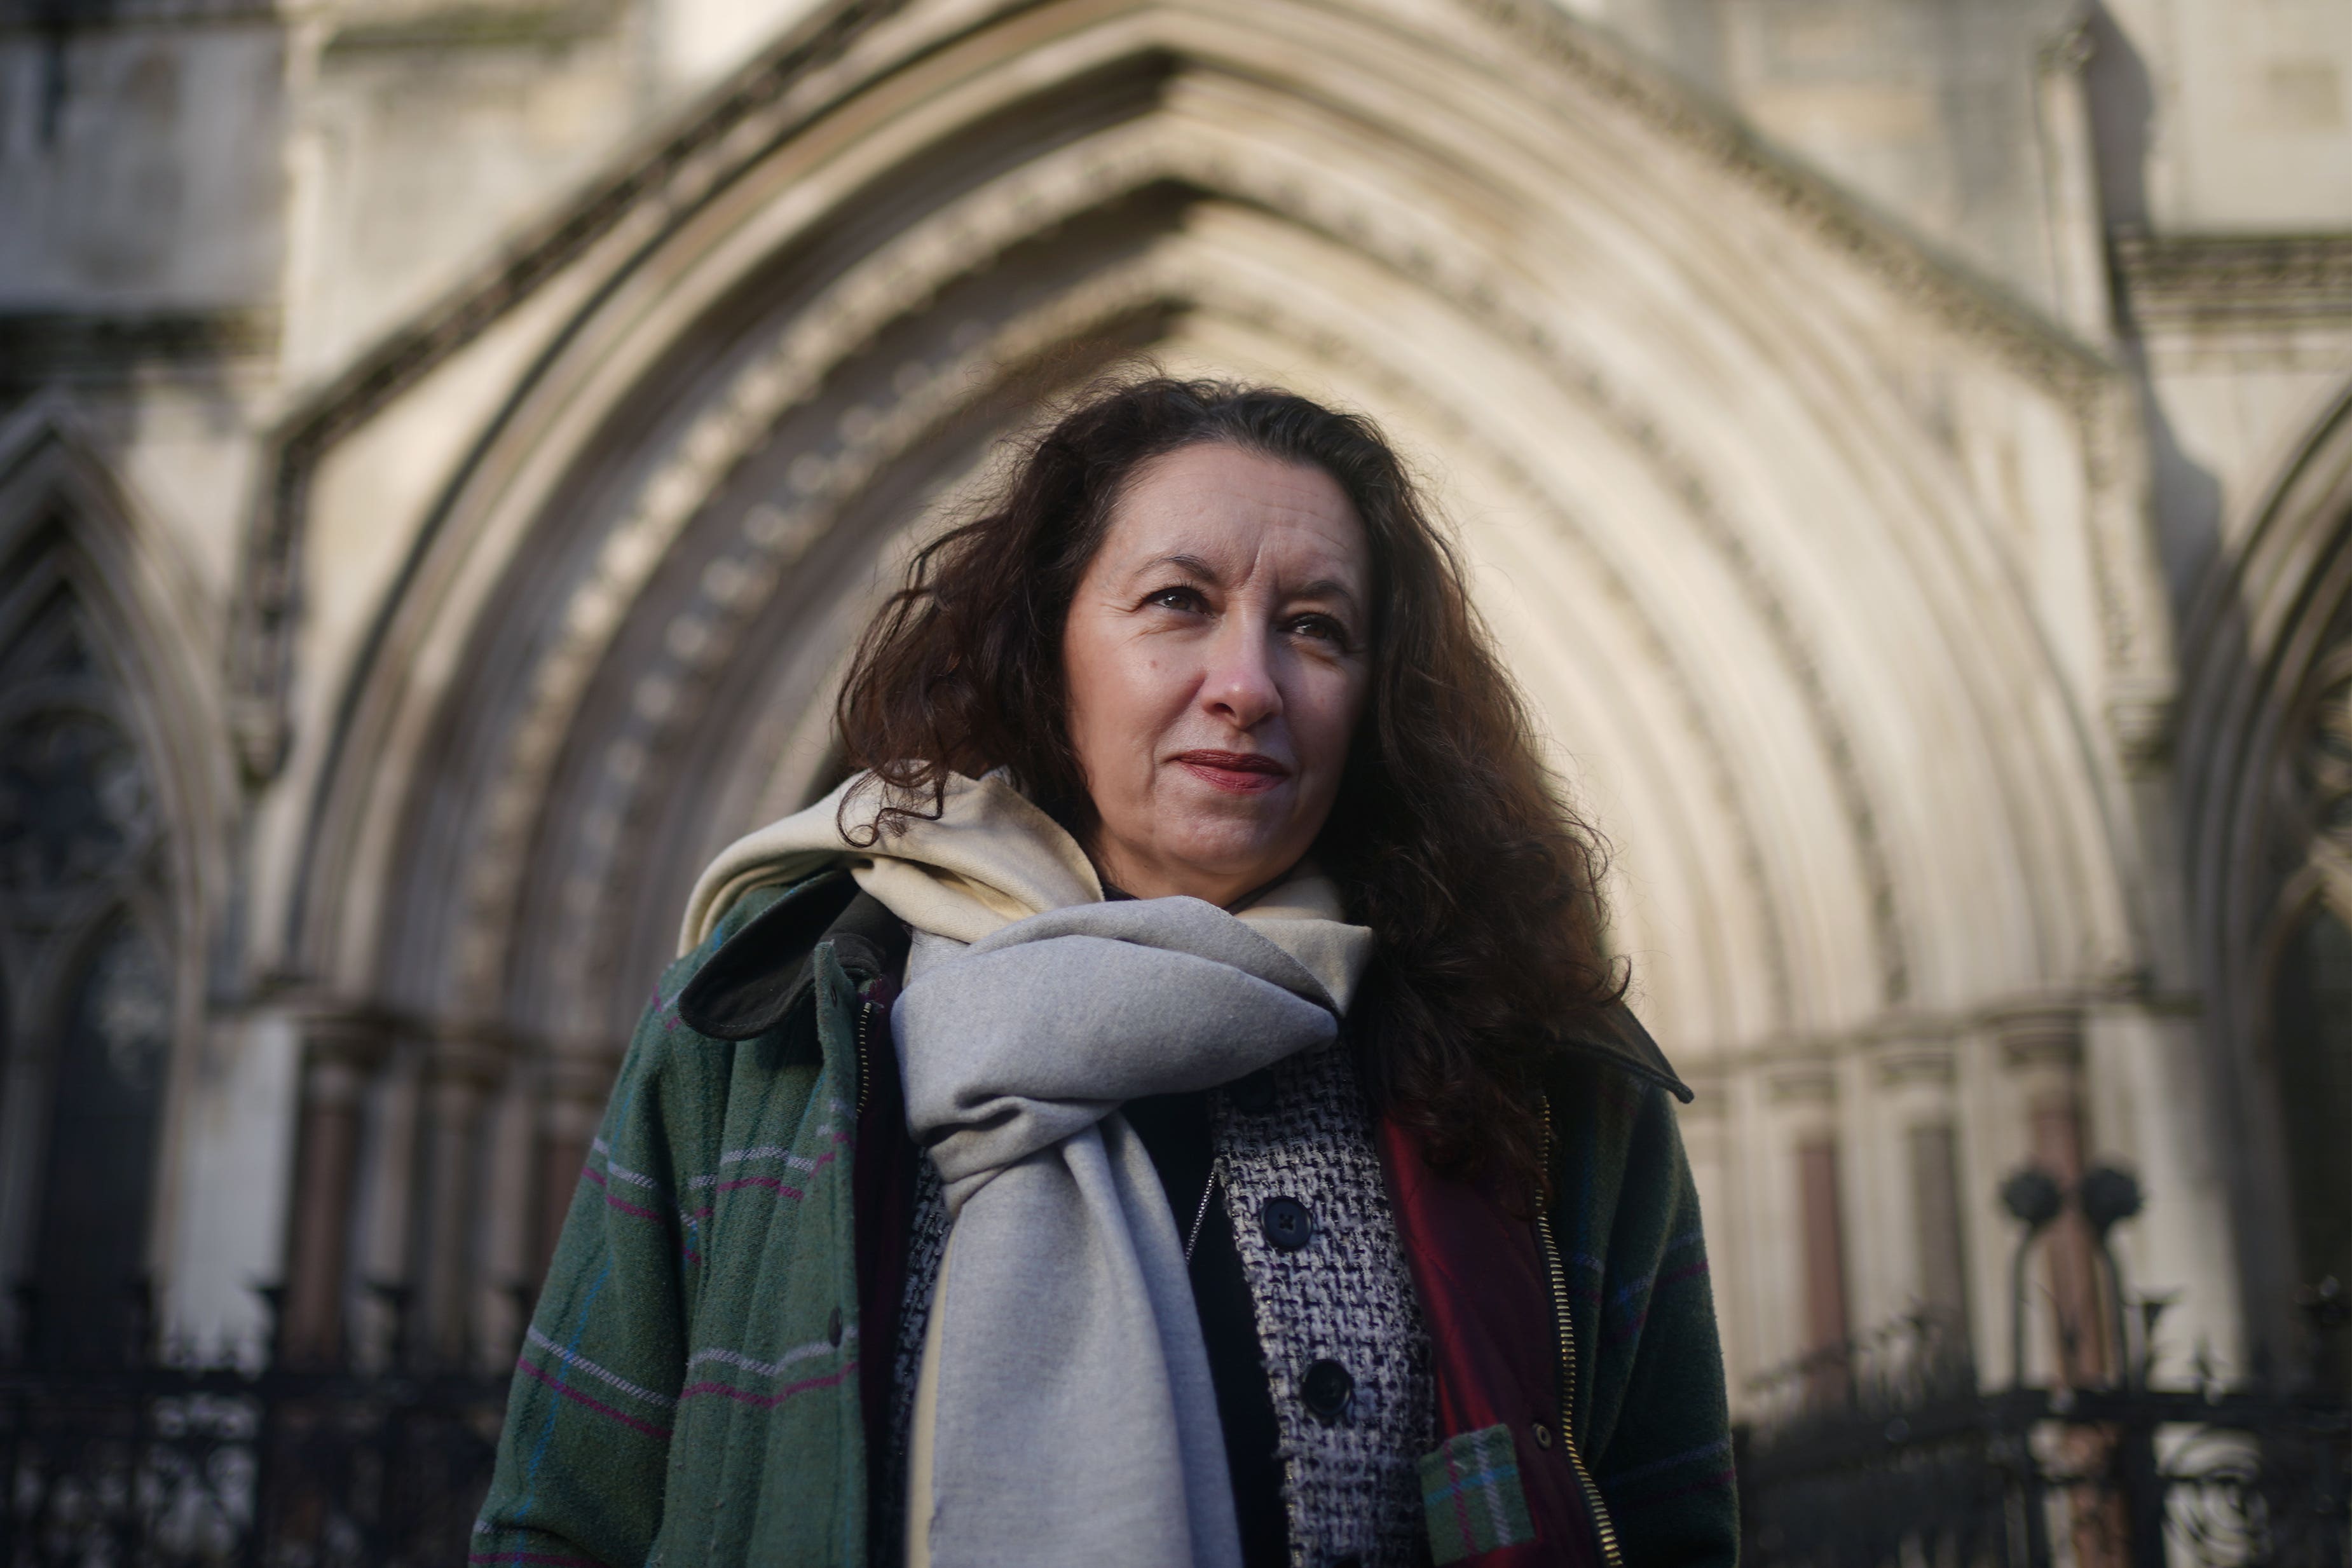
top-left (1200, 617), bottom-right (1282, 730)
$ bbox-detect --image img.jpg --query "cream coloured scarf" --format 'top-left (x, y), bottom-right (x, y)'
top-left (680, 772), bottom-right (1373, 1568)
top-left (679, 771), bottom-right (1368, 1006)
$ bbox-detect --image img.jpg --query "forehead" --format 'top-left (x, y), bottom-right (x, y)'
top-left (1099, 443), bottom-right (1367, 580)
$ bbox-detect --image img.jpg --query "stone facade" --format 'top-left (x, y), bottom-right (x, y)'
top-left (1, 0), bottom-right (2347, 1403)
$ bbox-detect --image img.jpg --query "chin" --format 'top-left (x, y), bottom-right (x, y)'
top-left (1163, 825), bottom-right (1295, 883)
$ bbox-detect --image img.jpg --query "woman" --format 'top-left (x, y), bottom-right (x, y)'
top-left (474, 378), bottom-right (1735, 1568)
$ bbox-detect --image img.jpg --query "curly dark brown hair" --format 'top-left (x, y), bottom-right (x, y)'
top-left (835, 374), bottom-right (1623, 1192)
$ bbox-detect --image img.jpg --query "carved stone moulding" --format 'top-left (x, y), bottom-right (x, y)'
top-left (1766, 1063), bottom-right (1839, 1108)
top-left (0, 309), bottom-right (280, 388)
top-left (289, 1000), bottom-right (398, 1100)
top-left (1988, 1000), bottom-right (2084, 1067)
top-left (1872, 1044), bottom-right (1958, 1091)
top-left (2104, 678), bottom-right (2175, 774)
top-left (2113, 229), bottom-right (2352, 333)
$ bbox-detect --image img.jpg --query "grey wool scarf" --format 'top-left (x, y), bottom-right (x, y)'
top-left (893, 896), bottom-right (1366, 1568)
top-left (677, 770), bottom-right (1372, 1565)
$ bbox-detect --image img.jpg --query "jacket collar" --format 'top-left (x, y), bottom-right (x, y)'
top-left (677, 871), bottom-right (907, 1042)
top-left (1559, 1002), bottom-right (1693, 1103)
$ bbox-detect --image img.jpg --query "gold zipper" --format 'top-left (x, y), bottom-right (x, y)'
top-left (1536, 1095), bottom-right (1625, 1568)
top-left (853, 993), bottom-right (877, 1117)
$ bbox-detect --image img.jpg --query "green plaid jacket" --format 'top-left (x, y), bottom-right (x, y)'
top-left (473, 881), bottom-right (1736, 1566)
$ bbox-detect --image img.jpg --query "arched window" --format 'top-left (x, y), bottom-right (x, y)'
top-left (31, 918), bottom-right (172, 1361)
top-left (2267, 900), bottom-right (2352, 1386)
top-left (0, 533), bottom-right (175, 1365)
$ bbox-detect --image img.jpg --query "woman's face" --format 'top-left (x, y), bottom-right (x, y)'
top-left (1062, 442), bottom-right (1373, 908)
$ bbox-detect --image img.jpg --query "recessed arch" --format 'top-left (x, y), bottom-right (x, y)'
top-left (259, 0), bottom-right (2168, 1378)
top-left (0, 401), bottom-right (230, 1358)
top-left (2177, 372), bottom-right (2352, 1361)
top-left (2252, 886), bottom-right (2352, 1393)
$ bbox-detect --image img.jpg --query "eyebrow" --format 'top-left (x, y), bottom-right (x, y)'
top-left (1143, 552), bottom-right (1220, 580)
top-left (1291, 578), bottom-right (1360, 610)
top-left (1138, 555), bottom-right (1363, 613)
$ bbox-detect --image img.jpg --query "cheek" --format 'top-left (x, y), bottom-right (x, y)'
top-left (1293, 665), bottom-right (1369, 780)
top-left (1066, 630), bottom-right (1186, 777)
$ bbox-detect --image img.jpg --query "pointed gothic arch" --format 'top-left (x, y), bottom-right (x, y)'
top-left (2178, 374), bottom-right (2352, 1371)
top-left (250, 0), bottom-right (2183, 1380)
top-left (0, 400), bottom-right (229, 1359)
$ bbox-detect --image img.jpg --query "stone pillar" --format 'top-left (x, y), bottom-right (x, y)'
top-left (1877, 1046), bottom-right (1973, 1363)
top-left (2033, 16), bottom-right (2115, 344)
top-left (1999, 1006), bottom-right (2111, 1384)
top-left (280, 1007), bottom-right (390, 1365)
top-left (538, 1046), bottom-right (622, 1280)
top-left (414, 1022), bottom-right (505, 1367)
top-left (2000, 1004), bottom-right (2127, 1568)
top-left (1797, 1135), bottom-right (1851, 1405)
top-left (1773, 1065), bottom-right (1850, 1407)
top-left (1908, 1122), bottom-right (1971, 1334)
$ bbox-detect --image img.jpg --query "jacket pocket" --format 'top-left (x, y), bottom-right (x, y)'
top-left (1419, 1424), bottom-right (1538, 1564)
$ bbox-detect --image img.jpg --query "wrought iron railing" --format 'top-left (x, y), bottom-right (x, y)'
top-left (2, 1286), bottom-right (510, 1567)
top-left (1736, 1164), bottom-right (2352, 1568)
top-left (1739, 1373), bottom-right (2349, 1567)
top-left (8, 1164), bottom-right (2348, 1566)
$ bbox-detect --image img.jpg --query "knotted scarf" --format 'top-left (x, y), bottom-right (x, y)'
top-left (678, 772), bottom-right (1374, 1568)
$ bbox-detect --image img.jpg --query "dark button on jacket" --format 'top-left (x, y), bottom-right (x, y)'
top-left (1300, 1358), bottom-right (1353, 1424)
top-left (1259, 1196), bottom-right (1314, 1250)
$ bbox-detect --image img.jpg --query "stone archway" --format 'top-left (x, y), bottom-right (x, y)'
top-left (252, 0), bottom-right (2192, 1386)
top-left (2177, 377), bottom-right (2352, 1370)
top-left (0, 400), bottom-right (234, 1359)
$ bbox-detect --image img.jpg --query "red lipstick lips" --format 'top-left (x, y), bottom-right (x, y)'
top-left (1172, 750), bottom-right (1292, 794)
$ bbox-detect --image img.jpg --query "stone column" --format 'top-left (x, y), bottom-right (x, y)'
top-left (1797, 1136), bottom-right (1851, 1405)
top-left (538, 1045), bottom-right (622, 1279)
top-left (280, 1007), bottom-right (390, 1365)
top-left (1773, 1065), bottom-right (1850, 1407)
top-left (1877, 1046), bottom-right (1973, 1365)
top-left (2032, 17), bottom-right (2114, 343)
top-left (2000, 1004), bottom-right (2126, 1568)
top-left (1999, 1005), bottom-right (2111, 1384)
top-left (414, 1021), bottom-right (506, 1367)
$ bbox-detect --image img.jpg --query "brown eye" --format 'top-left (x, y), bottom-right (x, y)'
top-left (1146, 586), bottom-right (1207, 613)
top-left (1290, 614), bottom-right (1351, 649)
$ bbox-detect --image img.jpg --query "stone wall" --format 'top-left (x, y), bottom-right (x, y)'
top-left (0, 0), bottom-right (2344, 1403)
